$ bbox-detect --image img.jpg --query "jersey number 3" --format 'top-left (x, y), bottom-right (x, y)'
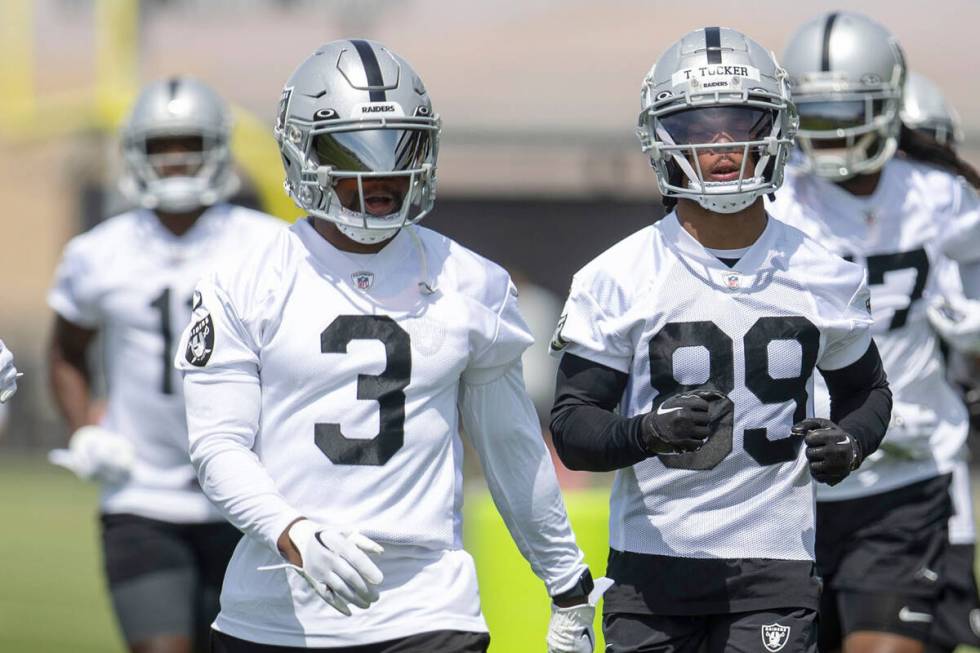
top-left (315, 315), bottom-right (412, 466)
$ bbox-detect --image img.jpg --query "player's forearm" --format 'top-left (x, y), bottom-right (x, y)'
top-left (460, 362), bottom-right (587, 595)
top-left (48, 341), bottom-right (93, 433)
top-left (549, 353), bottom-right (648, 472)
top-left (184, 371), bottom-right (303, 554)
top-left (819, 341), bottom-right (892, 458)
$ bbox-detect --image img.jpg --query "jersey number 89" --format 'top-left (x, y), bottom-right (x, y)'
top-left (650, 316), bottom-right (819, 471)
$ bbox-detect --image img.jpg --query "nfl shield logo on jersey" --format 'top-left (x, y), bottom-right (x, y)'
top-left (761, 623), bottom-right (790, 652)
top-left (352, 271), bottom-right (375, 291)
top-left (726, 273), bottom-right (740, 289)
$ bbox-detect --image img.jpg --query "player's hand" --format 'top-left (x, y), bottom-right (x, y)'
top-left (547, 575), bottom-right (613, 653)
top-left (547, 601), bottom-right (595, 652)
top-left (0, 340), bottom-right (19, 403)
top-left (277, 519), bottom-right (384, 616)
top-left (641, 389), bottom-right (727, 454)
top-left (928, 297), bottom-right (980, 354)
top-left (48, 425), bottom-right (135, 484)
top-left (794, 418), bottom-right (862, 486)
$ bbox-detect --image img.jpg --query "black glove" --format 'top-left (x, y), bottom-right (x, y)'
top-left (641, 389), bottom-right (727, 455)
top-left (793, 418), bottom-right (863, 486)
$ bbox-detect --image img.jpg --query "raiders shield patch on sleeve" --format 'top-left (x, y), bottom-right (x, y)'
top-left (185, 313), bottom-right (214, 367)
top-left (549, 313), bottom-right (568, 352)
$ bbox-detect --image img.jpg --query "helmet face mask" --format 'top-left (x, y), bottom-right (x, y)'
top-left (120, 78), bottom-right (238, 213)
top-left (782, 12), bottom-right (906, 181)
top-left (637, 27), bottom-right (798, 214)
top-left (275, 41), bottom-right (441, 243)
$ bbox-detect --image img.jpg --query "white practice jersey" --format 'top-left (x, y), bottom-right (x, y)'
top-left (769, 158), bottom-right (979, 501)
top-left (175, 220), bottom-right (583, 647)
top-left (48, 204), bottom-right (283, 522)
top-left (555, 213), bottom-right (872, 561)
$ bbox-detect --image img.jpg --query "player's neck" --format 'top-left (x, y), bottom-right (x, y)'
top-left (835, 170), bottom-right (881, 197)
top-left (311, 218), bottom-right (395, 254)
top-left (154, 207), bottom-right (206, 237)
top-left (675, 198), bottom-right (767, 250)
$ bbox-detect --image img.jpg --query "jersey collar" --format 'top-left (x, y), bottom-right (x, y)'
top-left (657, 211), bottom-right (790, 292)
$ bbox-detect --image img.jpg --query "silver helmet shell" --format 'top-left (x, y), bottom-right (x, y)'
top-left (782, 11), bottom-right (906, 180)
top-left (119, 77), bottom-right (238, 213)
top-left (901, 72), bottom-right (963, 148)
top-left (275, 40), bottom-right (440, 244)
top-left (637, 27), bottom-right (798, 214)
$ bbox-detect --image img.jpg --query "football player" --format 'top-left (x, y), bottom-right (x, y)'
top-left (769, 12), bottom-right (980, 653)
top-left (901, 73), bottom-right (980, 653)
top-left (0, 340), bottom-right (19, 403)
top-left (549, 27), bottom-right (891, 653)
top-left (47, 77), bottom-right (283, 653)
top-left (175, 40), bottom-right (596, 653)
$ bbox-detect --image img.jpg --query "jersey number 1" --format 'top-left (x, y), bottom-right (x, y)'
top-left (315, 315), bottom-right (412, 466)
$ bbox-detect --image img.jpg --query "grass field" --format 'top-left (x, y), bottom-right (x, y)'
top-left (0, 453), bottom-right (611, 652)
top-left (1, 453), bottom-right (978, 653)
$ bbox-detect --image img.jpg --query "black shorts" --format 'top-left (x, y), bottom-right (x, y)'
top-left (603, 607), bottom-right (816, 653)
top-left (604, 549), bottom-right (821, 615)
top-left (210, 629), bottom-right (490, 652)
top-left (101, 513), bottom-right (242, 649)
top-left (929, 543), bottom-right (980, 651)
top-left (815, 474), bottom-right (952, 646)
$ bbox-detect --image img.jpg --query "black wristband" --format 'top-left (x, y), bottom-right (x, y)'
top-left (551, 569), bottom-right (594, 604)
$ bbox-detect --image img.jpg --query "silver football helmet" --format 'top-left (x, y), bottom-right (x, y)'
top-left (782, 11), bottom-right (906, 180)
top-left (275, 40), bottom-right (440, 244)
top-left (637, 27), bottom-right (797, 214)
top-left (901, 72), bottom-right (963, 148)
top-left (119, 77), bottom-right (238, 212)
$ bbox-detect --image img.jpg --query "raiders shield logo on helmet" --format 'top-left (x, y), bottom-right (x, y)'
top-left (185, 313), bottom-right (214, 367)
top-left (761, 623), bottom-right (791, 652)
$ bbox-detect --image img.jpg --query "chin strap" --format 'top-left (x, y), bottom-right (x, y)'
top-left (407, 226), bottom-right (439, 296)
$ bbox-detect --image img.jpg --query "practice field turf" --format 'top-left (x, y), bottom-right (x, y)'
top-left (0, 453), bottom-right (977, 653)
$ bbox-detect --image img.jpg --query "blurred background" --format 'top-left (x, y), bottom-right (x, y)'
top-left (1, 1), bottom-right (979, 651)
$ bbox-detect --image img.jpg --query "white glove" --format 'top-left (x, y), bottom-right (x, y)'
top-left (48, 425), bottom-right (135, 484)
top-left (871, 401), bottom-right (939, 462)
top-left (0, 340), bottom-right (19, 403)
top-left (261, 519), bottom-right (384, 617)
top-left (547, 576), bottom-right (614, 653)
top-left (928, 297), bottom-right (980, 354)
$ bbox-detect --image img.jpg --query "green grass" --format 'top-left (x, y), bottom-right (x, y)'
top-left (0, 454), bottom-right (977, 653)
top-left (0, 453), bottom-right (125, 653)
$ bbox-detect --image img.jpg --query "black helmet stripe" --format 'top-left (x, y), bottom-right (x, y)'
top-left (350, 39), bottom-right (387, 102)
top-left (167, 76), bottom-right (180, 100)
top-left (705, 27), bottom-right (722, 64)
top-left (821, 12), bottom-right (839, 71)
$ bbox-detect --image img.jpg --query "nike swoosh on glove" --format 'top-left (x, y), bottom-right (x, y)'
top-left (261, 519), bottom-right (384, 617)
top-left (547, 577), bottom-right (613, 653)
top-left (48, 425), bottom-right (135, 484)
top-left (793, 418), bottom-right (863, 486)
top-left (641, 389), bottom-right (728, 454)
